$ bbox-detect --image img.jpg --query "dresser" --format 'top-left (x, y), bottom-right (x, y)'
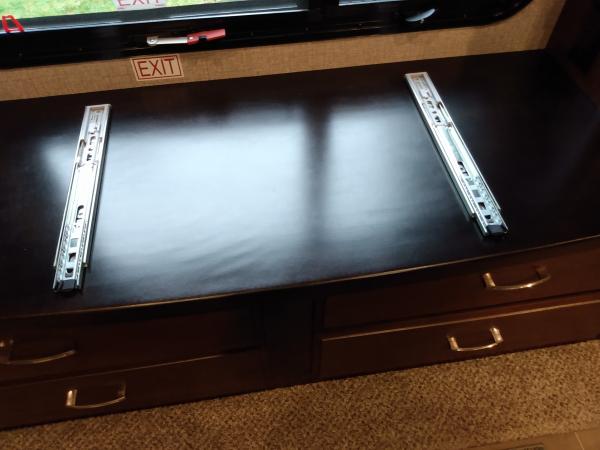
top-left (1, 50), bottom-right (599, 429)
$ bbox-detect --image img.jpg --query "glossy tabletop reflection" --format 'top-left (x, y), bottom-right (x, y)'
top-left (0, 51), bottom-right (599, 318)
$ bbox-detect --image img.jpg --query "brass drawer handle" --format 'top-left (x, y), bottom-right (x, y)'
top-left (65, 384), bottom-right (126, 410)
top-left (447, 327), bottom-right (504, 352)
top-left (482, 266), bottom-right (551, 291)
top-left (0, 339), bottom-right (76, 365)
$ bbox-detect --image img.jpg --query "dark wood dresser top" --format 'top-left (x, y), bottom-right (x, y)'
top-left (1, 50), bottom-right (599, 319)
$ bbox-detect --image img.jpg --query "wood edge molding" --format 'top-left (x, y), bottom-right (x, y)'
top-left (0, 0), bottom-right (565, 101)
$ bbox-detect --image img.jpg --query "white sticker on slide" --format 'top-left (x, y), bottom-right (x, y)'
top-left (113, 0), bottom-right (168, 10)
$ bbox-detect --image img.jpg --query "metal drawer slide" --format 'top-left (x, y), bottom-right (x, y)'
top-left (405, 72), bottom-right (508, 237)
top-left (53, 104), bottom-right (111, 292)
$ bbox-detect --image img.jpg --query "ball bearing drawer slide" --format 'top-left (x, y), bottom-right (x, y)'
top-left (405, 72), bottom-right (508, 237)
top-left (53, 104), bottom-right (111, 292)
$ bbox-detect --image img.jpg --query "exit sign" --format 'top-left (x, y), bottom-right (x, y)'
top-left (131, 55), bottom-right (184, 81)
top-left (113, 0), bottom-right (167, 10)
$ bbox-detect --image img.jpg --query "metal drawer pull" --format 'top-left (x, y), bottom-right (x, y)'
top-left (65, 385), bottom-right (126, 410)
top-left (0, 339), bottom-right (76, 365)
top-left (447, 327), bottom-right (503, 352)
top-left (482, 266), bottom-right (551, 291)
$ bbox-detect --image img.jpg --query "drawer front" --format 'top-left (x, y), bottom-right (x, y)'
top-left (0, 307), bottom-right (259, 385)
top-left (319, 298), bottom-right (600, 379)
top-left (324, 243), bottom-right (600, 329)
top-left (0, 349), bottom-right (265, 429)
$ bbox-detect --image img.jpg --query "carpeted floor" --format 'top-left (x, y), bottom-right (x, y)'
top-left (2, 340), bottom-right (600, 450)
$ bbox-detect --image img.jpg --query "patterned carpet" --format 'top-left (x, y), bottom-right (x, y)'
top-left (2, 341), bottom-right (600, 450)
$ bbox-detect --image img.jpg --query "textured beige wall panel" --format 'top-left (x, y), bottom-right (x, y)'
top-left (0, 0), bottom-right (564, 101)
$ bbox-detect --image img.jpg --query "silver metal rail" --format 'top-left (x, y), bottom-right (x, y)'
top-left (53, 104), bottom-right (111, 292)
top-left (405, 72), bottom-right (508, 237)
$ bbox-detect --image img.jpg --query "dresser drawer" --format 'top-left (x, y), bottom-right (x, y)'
top-left (0, 349), bottom-right (265, 429)
top-left (319, 296), bottom-right (600, 379)
top-left (323, 242), bottom-right (600, 329)
top-left (0, 306), bottom-right (259, 385)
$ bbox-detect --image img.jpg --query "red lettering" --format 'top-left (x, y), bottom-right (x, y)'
top-left (133, 56), bottom-right (181, 80)
top-left (132, 0), bottom-right (148, 5)
top-left (117, 0), bottom-right (130, 6)
top-left (149, 59), bottom-right (162, 76)
top-left (136, 61), bottom-right (150, 77)
top-left (163, 57), bottom-right (176, 75)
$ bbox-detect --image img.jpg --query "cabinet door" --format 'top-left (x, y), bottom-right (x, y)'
top-left (323, 243), bottom-right (600, 328)
top-left (0, 349), bottom-right (265, 429)
top-left (320, 297), bottom-right (600, 378)
top-left (0, 306), bottom-right (259, 385)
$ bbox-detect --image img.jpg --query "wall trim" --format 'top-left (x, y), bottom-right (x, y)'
top-left (0, 0), bottom-right (565, 102)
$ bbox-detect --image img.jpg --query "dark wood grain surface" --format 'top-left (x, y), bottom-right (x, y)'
top-left (0, 349), bottom-right (265, 428)
top-left (0, 50), bottom-right (599, 319)
top-left (318, 296), bottom-right (600, 378)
